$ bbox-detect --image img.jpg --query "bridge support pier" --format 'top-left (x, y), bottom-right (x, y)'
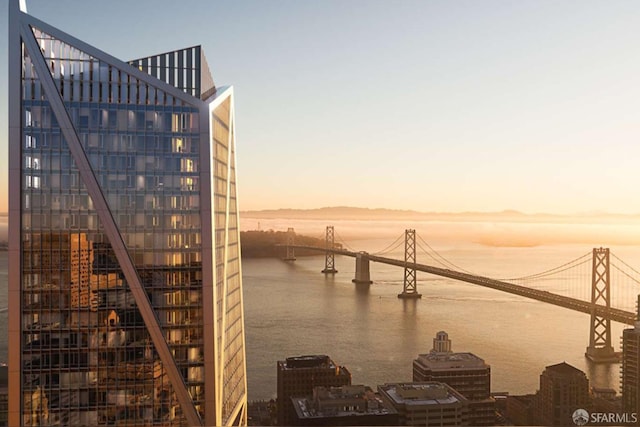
top-left (283, 228), bottom-right (296, 261)
top-left (398, 229), bottom-right (422, 299)
top-left (352, 252), bottom-right (373, 284)
top-left (321, 226), bottom-right (338, 274)
top-left (585, 248), bottom-right (619, 363)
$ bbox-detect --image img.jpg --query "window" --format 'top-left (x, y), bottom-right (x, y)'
top-left (25, 135), bottom-right (35, 148)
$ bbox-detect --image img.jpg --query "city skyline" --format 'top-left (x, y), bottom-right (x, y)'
top-left (1, 1), bottom-right (640, 215)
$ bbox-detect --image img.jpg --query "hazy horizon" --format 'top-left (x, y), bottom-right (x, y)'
top-left (4, 209), bottom-right (640, 248)
top-left (239, 205), bottom-right (640, 217)
top-left (6, 204), bottom-right (640, 218)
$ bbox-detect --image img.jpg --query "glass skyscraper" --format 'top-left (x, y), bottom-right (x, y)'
top-left (8, 2), bottom-right (247, 425)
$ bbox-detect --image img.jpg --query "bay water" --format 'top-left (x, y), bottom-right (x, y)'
top-left (2, 218), bottom-right (639, 401)
top-left (241, 218), bottom-right (640, 400)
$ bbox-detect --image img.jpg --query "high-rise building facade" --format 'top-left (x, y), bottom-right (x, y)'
top-left (0, 365), bottom-right (7, 427)
top-left (621, 300), bottom-right (640, 415)
top-left (533, 362), bottom-right (590, 426)
top-left (8, 2), bottom-right (247, 425)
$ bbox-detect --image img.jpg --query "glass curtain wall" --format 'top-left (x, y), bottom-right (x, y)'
top-left (21, 27), bottom-right (204, 426)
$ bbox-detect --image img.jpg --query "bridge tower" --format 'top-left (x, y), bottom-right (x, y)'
top-left (352, 252), bottom-right (373, 284)
top-left (398, 229), bottom-right (422, 299)
top-left (585, 247), bottom-right (619, 363)
top-left (283, 228), bottom-right (296, 261)
top-left (321, 226), bottom-right (338, 274)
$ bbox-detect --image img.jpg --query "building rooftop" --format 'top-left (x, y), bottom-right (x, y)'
top-left (291, 385), bottom-right (397, 420)
top-left (415, 352), bottom-right (488, 370)
top-left (291, 397), bottom-right (396, 420)
top-left (128, 45), bottom-right (216, 100)
top-left (544, 362), bottom-right (586, 377)
top-left (379, 382), bottom-right (467, 406)
top-left (281, 355), bottom-right (335, 369)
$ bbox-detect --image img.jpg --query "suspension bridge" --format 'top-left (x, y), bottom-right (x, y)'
top-left (279, 226), bottom-right (640, 364)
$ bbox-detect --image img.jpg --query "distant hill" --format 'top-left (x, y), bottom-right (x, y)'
top-left (240, 206), bottom-right (640, 223)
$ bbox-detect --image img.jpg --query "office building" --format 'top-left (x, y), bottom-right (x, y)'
top-left (8, 1), bottom-right (247, 425)
top-left (533, 362), bottom-right (590, 426)
top-left (290, 385), bottom-right (398, 426)
top-left (413, 332), bottom-right (494, 425)
top-left (378, 382), bottom-right (468, 426)
top-left (277, 355), bottom-right (351, 426)
top-left (621, 298), bottom-right (640, 415)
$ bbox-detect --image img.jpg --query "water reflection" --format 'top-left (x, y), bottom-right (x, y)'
top-left (402, 298), bottom-right (418, 315)
top-left (354, 282), bottom-right (371, 296)
top-left (585, 358), bottom-right (619, 391)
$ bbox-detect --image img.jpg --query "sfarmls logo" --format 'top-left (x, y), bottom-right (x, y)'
top-left (572, 408), bottom-right (638, 425)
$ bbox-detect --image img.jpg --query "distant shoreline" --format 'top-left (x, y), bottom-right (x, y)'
top-left (241, 206), bottom-right (640, 224)
top-left (0, 234), bottom-right (325, 257)
top-left (239, 230), bottom-right (331, 258)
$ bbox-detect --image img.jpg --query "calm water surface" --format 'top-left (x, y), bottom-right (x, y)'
top-left (1, 219), bottom-right (639, 401)
top-left (242, 219), bottom-right (640, 400)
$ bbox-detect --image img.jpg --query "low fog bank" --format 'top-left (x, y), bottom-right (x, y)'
top-left (2, 213), bottom-right (639, 248)
top-left (241, 217), bottom-right (640, 248)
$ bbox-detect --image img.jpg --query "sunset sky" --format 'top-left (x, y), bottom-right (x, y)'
top-left (1, 1), bottom-right (640, 214)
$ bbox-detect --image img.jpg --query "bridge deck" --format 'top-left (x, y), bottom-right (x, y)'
top-left (286, 245), bottom-right (636, 325)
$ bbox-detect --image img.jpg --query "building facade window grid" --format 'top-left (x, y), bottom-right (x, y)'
top-left (10, 4), bottom-right (247, 426)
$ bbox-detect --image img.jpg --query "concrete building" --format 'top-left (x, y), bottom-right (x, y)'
top-left (621, 299), bottom-right (640, 416)
top-left (290, 385), bottom-right (398, 426)
top-left (8, 1), bottom-right (247, 425)
top-left (378, 382), bottom-right (468, 426)
top-left (413, 351), bottom-right (491, 401)
top-left (277, 355), bottom-right (351, 426)
top-left (533, 362), bottom-right (590, 426)
top-left (413, 332), bottom-right (495, 425)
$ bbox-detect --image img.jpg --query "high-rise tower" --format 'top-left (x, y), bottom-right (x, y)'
top-left (621, 296), bottom-right (640, 415)
top-left (533, 362), bottom-right (589, 426)
top-left (8, 2), bottom-right (247, 425)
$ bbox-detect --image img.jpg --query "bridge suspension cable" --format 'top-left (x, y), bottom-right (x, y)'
top-left (504, 252), bottom-right (592, 282)
top-left (333, 229), bottom-right (358, 252)
top-left (609, 252), bottom-right (640, 312)
top-left (611, 263), bottom-right (640, 287)
top-left (371, 233), bottom-right (406, 256)
top-left (611, 253), bottom-right (640, 287)
top-left (416, 235), bottom-right (476, 274)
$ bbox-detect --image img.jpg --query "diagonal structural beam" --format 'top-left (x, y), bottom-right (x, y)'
top-left (20, 21), bottom-right (203, 426)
